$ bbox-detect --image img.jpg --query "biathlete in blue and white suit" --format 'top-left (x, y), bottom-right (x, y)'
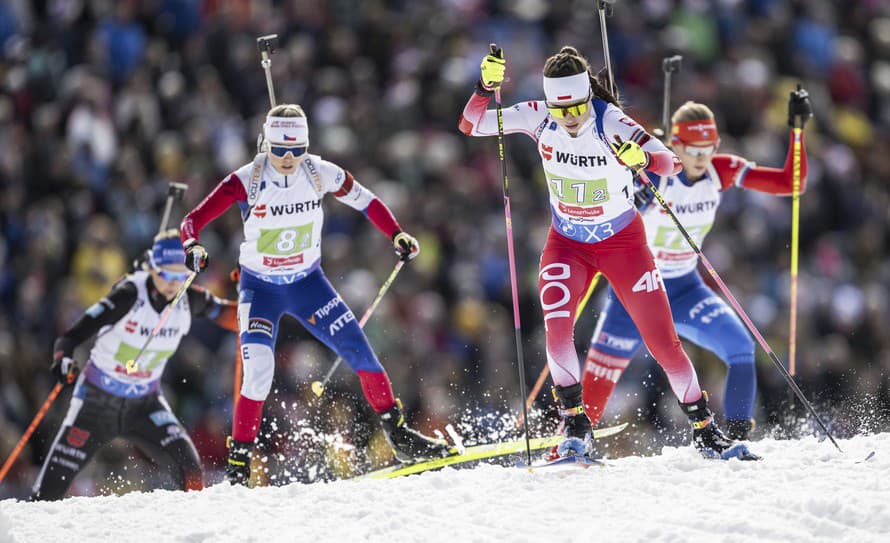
top-left (582, 91), bottom-right (812, 440)
top-left (180, 104), bottom-right (454, 485)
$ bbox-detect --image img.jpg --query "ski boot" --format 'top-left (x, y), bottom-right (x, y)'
top-left (379, 400), bottom-right (456, 463)
top-left (225, 436), bottom-right (254, 486)
top-left (679, 393), bottom-right (760, 461)
top-left (725, 418), bottom-right (755, 441)
top-left (553, 383), bottom-right (593, 458)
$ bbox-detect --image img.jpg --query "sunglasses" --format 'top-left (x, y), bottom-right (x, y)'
top-left (680, 144), bottom-right (716, 157)
top-left (269, 145), bottom-right (307, 158)
top-left (155, 267), bottom-right (191, 282)
top-left (546, 100), bottom-right (590, 119)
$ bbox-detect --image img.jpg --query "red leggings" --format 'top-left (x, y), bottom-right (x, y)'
top-left (538, 214), bottom-right (702, 403)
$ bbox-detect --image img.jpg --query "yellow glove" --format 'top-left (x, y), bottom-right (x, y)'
top-left (480, 48), bottom-right (505, 90)
top-left (392, 231), bottom-right (420, 262)
top-left (611, 141), bottom-right (650, 169)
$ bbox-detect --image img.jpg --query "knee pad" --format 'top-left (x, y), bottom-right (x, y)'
top-left (240, 343), bottom-right (275, 401)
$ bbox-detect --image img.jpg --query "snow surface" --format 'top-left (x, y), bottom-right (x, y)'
top-left (1, 433), bottom-right (887, 543)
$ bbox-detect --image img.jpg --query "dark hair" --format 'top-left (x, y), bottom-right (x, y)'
top-left (268, 104), bottom-right (306, 117)
top-left (543, 46), bottom-right (620, 106)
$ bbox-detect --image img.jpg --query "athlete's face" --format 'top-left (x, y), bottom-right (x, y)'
top-left (151, 264), bottom-right (190, 300)
top-left (673, 139), bottom-right (719, 180)
top-left (547, 98), bottom-right (592, 137)
top-left (268, 144), bottom-right (307, 175)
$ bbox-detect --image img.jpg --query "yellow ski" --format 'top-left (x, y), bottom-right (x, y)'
top-left (358, 422), bottom-right (628, 480)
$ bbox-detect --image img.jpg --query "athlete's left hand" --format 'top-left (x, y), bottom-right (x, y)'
top-left (392, 231), bottom-right (420, 262)
top-left (788, 85), bottom-right (813, 128)
top-left (612, 141), bottom-right (650, 170)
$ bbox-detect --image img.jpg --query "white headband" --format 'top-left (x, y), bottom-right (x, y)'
top-left (263, 116), bottom-right (309, 146)
top-left (542, 72), bottom-right (591, 103)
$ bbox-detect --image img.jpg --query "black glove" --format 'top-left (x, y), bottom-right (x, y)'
top-left (788, 85), bottom-right (813, 129)
top-left (51, 351), bottom-right (79, 385)
top-left (632, 175), bottom-right (655, 210)
top-left (183, 239), bottom-right (209, 273)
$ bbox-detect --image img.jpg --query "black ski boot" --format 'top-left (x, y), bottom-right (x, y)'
top-left (379, 401), bottom-right (456, 463)
top-left (725, 418), bottom-right (755, 441)
top-left (226, 436), bottom-right (254, 486)
top-left (553, 383), bottom-right (593, 458)
top-left (679, 393), bottom-right (760, 461)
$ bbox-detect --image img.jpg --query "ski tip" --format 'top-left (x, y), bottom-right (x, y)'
top-left (856, 451), bottom-right (876, 464)
top-left (310, 381), bottom-right (324, 397)
top-left (515, 454), bottom-right (603, 471)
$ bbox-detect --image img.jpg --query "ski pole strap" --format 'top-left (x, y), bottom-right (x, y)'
top-left (690, 417), bottom-right (713, 430)
top-left (558, 405), bottom-right (585, 417)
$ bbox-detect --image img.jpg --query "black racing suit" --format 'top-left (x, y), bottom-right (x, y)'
top-left (32, 275), bottom-right (236, 500)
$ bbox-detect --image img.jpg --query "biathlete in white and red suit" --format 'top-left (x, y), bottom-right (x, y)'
top-left (180, 104), bottom-right (455, 485)
top-left (583, 92), bottom-right (812, 441)
top-left (460, 45), bottom-right (756, 460)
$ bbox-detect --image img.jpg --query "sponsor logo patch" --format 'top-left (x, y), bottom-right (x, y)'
top-left (541, 144), bottom-right (553, 160)
top-left (262, 254), bottom-right (304, 267)
top-left (150, 410), bottom-right (179, 427)
top-left (67, 426), bottom-right (90, 448)
top-left (248, 318), bottom-right (274, 337)
top-left (557, 202), bottom-right (604, 218)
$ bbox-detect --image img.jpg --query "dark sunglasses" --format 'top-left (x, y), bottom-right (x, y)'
top-left (155, 267), bottom-right (190, 282)
top-left (269, 145), bottom-right (307, 158)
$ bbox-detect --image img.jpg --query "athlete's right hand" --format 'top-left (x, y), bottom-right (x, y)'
top-left (183, 239), bottom-right (209, 273)
top-left (51, 352), bottom-right (79, 385)
top-left (480, 47), bottom-right (505, 90)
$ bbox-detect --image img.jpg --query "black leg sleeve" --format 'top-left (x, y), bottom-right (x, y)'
top-left (31, 387), bottom-right (118, 501)
top-left (123, 395), bottom-right (203, 491)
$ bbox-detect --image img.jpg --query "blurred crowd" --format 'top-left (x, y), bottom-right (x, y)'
top-left (1, 0), bottom-right (889, 499)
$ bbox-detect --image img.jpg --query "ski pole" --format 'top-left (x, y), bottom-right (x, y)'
top-left (487, 44), bottom-right (532, 466)
top-left (0, 383), bottom-right (64, 484)
top-left (789, 84), bottom-right (805, 376)
top-left (639, 174), bottom-right (841, 451)
top-left (125, 272), bottom-right (196, 374)
top-left (657, 55), bottom-right (682, 139)
top-left (517, 271), bottom-right (602, 427)
top-left (311, 260), bottom-right (405, 397)
top-left (159, 182), bottom-right (188, 234)
top-left (596, 0), bottom-right (619, 97)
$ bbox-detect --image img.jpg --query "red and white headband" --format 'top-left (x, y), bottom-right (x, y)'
top-left (671, 119), bottom-right (719, 145)
top-left (543, 72), bottom-right (591, 103)
top-left (264, 116), bottom-right (309, 146)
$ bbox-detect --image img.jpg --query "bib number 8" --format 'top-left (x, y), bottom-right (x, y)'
top-left (277, 229), bottom-right (298, 252)
top-left (258, 225), bottom-right (313, 255)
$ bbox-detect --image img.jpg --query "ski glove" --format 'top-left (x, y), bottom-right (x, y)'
top-left (392, 231), bottom-right (420, 262)
top-left (612, 141), bottom-right (650, 170)
top-left (183, 239), bottom-right (209, 273)
top-left (632, 175), bottom-right (655, 210)
top-left (480, 48), bottom-right (505, 91)
top-left (788, 85), bottom-right (813, 129)
top-left (51, 352), bottom-right (78, 385)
